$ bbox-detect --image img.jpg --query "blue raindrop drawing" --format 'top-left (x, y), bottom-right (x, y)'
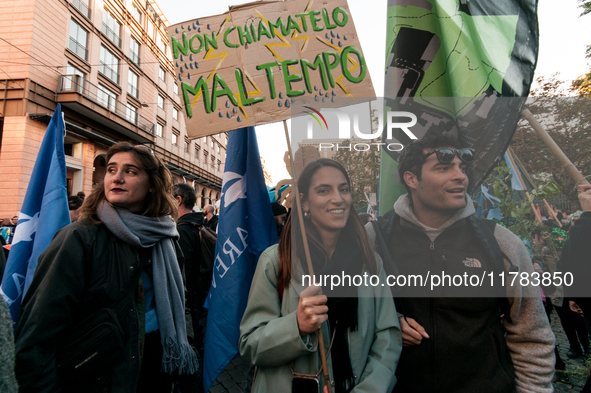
top-left (285, 100), bottom-right (290, 108)
top-left (315, 96), bottom-right (319, 102)
top-left (187, 73), bottom-right (191, 79)
top-left (226, 112), bottom-right (231, 119)
top-left (181, 24), bottom-right (184, 29)
top-left (314, 86), bottom-right (318, 91)
top-left (337, 34), bottom-right (340, 39)
top-left (180, 67), bottom-right (184, 73)
top-left (190, 64), bottom-right (194, 69)
top-left (175, 28), bottom-right (179, 34)
top-left (195, 62), bottom-right (199, 69)
top-left (179, 75), bottom-right (183, 81)
top-left (338, 42), bottom-right (342, 48)
top-left (233, 108), bottom-right (237, 114)
top-left (219, 112), bottom-right (224, 118)
top-left (331, 31), bottom-right (335, 38)
top-left (190, 54), bottom-right (193, 61)
top-left (278, 101), bottom-right (283, 108)
top-left (226, 101), bottom-right (230, 108)
top-left (198, 28), bottom-right (201, 33)
top-left (344, 36), bottom-right (347, 40)
top-left (237, 116), bottom-right (242, 122)
top-left (188, 26), bottom-right (192, 31)
top-left (196, 20), bottom-right (200, 25)
top-left (279, 92), bottom-right (284, 99)
top-left (180, 55), bottom-right (184, 61)
top-left (332, 90), bottom-right (337, 96)
top-left (319, 90), bottom-right (323, 95)
top-left (207, 24), bottom-right (211, 30)
top-left (331, 39), bottom-right (334, 44)
top-left (325, 33), bottom-right (330, 39)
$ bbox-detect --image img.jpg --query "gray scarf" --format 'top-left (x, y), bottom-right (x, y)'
top-left (97, 201), bottom-right (198, 374)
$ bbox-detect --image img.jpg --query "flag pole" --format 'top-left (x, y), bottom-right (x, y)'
top-left (282, 120), bottom-right (333, 393)
top-left (521, 108), bottom-right (589, 186)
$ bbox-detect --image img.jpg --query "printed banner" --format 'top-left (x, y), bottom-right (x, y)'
top-left (167, 0), bottom-right (375, 138)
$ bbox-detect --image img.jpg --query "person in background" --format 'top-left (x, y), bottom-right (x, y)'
top-left (270, 202), bottom-right (288, 237)
top-left (77, 191), bottom-right (86, 200)
top-left (67, 195), bottom-right (83, 222)
top-left (15, 142), bottom-right (197, 393)
top-left (358, 213), bottom-right (372, 225)
top-left (203, 204), bottom-right (218, 232)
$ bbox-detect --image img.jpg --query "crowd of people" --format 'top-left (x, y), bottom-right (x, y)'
top-left (0, 136), bottom-right (590, 393)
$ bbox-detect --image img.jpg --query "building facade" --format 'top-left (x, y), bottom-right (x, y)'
top-left (0, 0), bottom-right (226, 217)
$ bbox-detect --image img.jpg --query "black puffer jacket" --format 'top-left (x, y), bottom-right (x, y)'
top-left (15, 220), bottom-right (151, 393)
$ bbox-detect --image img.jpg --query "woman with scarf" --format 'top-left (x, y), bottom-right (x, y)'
top-left (240, 158), bottom-right (401, 393)
top-left (15, 142), bottom-right (197, 392)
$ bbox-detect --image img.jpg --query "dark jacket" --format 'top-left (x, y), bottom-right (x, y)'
top-left (14, 220), bottom-right (150, 393)
top-left (386, 216), bottom-right (515, 393)
top-left (176, 212), bottom-right (208, 305)
top-left (562, 211), bottom-right (591, 300)
top-left (205, 214), bottom-right (218, 231)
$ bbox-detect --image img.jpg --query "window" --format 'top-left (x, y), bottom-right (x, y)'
top-left (217, 160), bottom-right (221, 171)
top-left (174, 83), bottom-right (179, 95)
top-left (126, 103), bottom-right (137, 125)
top-left (216, 144), bottom-right (219, 154)
top-left (194, 145), bottom-right (199, 158)
top-left (159, 67), bottom-right (165, 81)
top-left (102, 9), bottom-right (121, 47)
top-left (157, 95), bottom-right (164, 109)
top-left (64, 64), bottom-right (85, 93)
top-left (172, 133), bottom-right (177, 145)
top-left (131, 4), bottom-right (142, 23)
top-left (129, 37), bottom-right (140, 65)
top-left (172, 107), bottom-right (178, 120)
top-left (184, 139), bottom-right (189, 153)
top-left (155, 123), bottom-right (163, 137)
top-left (72, 0), bottom-right (90, 18)
top-left (97, 84), bottom-right (117, 112)
top-left (157, 35), bottom-right (166, 54)
top-left (127, 70), bottom-right (139, 98)
top-left (210, 140), bottom-right (214, 148)
top-left (69, 19), bottom-right (88, 60)
top-left (100, 45), bottom-right (119, 84)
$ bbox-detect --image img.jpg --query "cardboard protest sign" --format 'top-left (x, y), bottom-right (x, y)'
top-left (168, 0), bottom-right (375, 138)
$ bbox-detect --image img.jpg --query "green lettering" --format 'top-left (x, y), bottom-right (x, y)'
top-left (235, 68), bottom-right (265, 106)
top-left (286, 15), bottom-right (301, 35)
top-left (250, 24), bottom-right (258, 43)
top-left (258, 20), bottom-right (272, 40)
top-left (223, 27), bottom-right (239, 48)
top-left (295, 13), bottom-right (310, 32)
top-left (189, 34), bottom-right (204, 54)
top-left (204, 32), bottom-right (218, 51)
top-left (322, 8), bottom-right (337, 29)
top-left (309, 10), bottom-right (323, 32)
top-left (282, 59), bottom-right (305, 97)
top-left (237, 25), bottom-right (253, 46)
top-left (333, 7), bottom-right (348, 27)
top-left (268, 17), bottom-right (287, 38)
top-left (256, 61), bottom-right (279, 99)
top-left (211, 74), bottom-right (238, 112)
top-left (181, 78), bottom-right (210, 117)
top-left (171, 32), bottom-right (189, 59)
top-left (341, 46), bottom-right (366, 83)
top-left (322, 51), bottom-right (340, 88)
top-left (301, 56), bottom-right (329, 93)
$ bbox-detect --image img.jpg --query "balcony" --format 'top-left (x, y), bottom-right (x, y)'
top-left (57, 74), bottom-right (155, 143)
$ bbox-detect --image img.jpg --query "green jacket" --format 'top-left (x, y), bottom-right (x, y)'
top-left (239, 245), bottom-right (402, 392)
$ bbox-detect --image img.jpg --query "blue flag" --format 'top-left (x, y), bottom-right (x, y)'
top-left (0, 104), bottom-right (70, 326)
top-left (203, 126), bottom-right (278, 391)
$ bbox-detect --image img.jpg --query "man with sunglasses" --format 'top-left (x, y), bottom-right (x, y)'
top-left (367, 135), bottom-right (554, 392)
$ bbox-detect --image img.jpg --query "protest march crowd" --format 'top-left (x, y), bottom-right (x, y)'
top-left (0, 133), bottom-right (590, 393)
top-left (0, 0), bottom-right (589, 391)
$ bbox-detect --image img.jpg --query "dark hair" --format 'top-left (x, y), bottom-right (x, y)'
top-left (173, 183), bottom-right (197, 210)
top-left (76, 191), bottom-right (86, 200)
top-left (358, 213), bottom-right (372, 225)
top-left (277, 158), bottom-right (376, 288)
top-left (79, 142), bottom-right (178, 221)
top-left (68, 196), bottom-right (83, 211)
top-left (398, 135), bottom-right (462, 194)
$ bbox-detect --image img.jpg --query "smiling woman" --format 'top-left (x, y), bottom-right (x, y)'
top-left (239, 158), bottom-right (402, 393)
top-left (14, 143), bottom-right (197, 393)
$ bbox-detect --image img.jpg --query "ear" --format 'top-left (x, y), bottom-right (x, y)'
top-left (175, 195), bottom-right (182, 206)
top-left (403, 171), bottom-right (419, 191)
top-left (300, 193), bottom-right (309, 212)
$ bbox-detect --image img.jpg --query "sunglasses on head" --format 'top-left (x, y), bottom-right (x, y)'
top-left (422, 148), bottom-right (475, 164)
